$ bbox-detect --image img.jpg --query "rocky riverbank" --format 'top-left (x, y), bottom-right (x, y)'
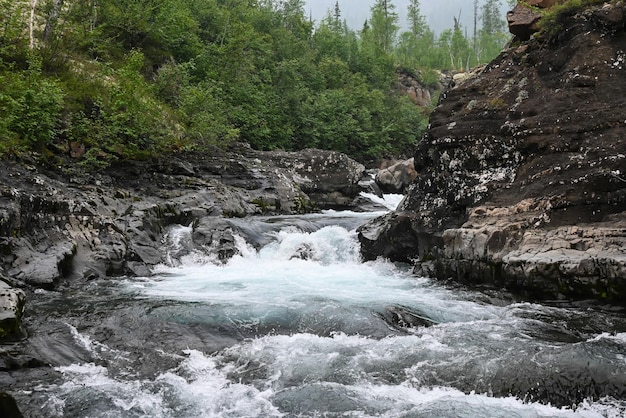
top-left (0, 145), bottom-right (379, 339)
top-left (359, 1), bottom-right (626, 305)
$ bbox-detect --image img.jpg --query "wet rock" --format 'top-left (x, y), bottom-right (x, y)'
top-left (0, 392), bottom-right (23, 418)
top-left (8, 239), bottom-right (76, 289)
top-left (191, 218), bottom-right (241, 263)
top-left (0, 279), bottom-right (25, 339)
top-left (0, 146), bottom-right (370, 287)
top-left (360, 2), bottom-right (626, 305)
top-left (379, 305), bottom-right (437, 330)
top-left (290, 243), bottom-right (316, 260)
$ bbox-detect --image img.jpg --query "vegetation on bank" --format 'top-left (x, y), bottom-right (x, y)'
top-left (536, 0), bottom-right (615, 37)
top-left (0, 0), bottom-right (512, 166)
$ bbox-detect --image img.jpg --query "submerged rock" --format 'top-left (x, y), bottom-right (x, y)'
top-left (378, 305), bottom-right (437, 330)
top-left (360, 2), bottom-right (626, 305)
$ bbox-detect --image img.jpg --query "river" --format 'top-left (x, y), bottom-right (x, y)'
top-left (9, 194), bottom-right (626, 417)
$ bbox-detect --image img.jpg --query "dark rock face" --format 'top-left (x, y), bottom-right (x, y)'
top-left (0, 392), bottom-right (23, 418)
top-left (0, 147), bottom-right (366, 292)
top-left (0, 278), bottom-right (25, 338)
top-left (360, 2), bottom-right (626, 305)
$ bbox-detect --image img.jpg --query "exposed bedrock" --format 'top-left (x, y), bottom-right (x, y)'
top-left (0, 147), bottom-right (368, 294)
top-left (359, 2), bottom-right (626, 305)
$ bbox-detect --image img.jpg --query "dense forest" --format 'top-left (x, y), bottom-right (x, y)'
top-left (0, 0), bottom-right (512, 166)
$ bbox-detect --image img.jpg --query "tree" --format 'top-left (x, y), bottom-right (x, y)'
top-left (332, 0), bottom-right (341, 32)
top-left (396, 0), bottom-right (433, 70)
top-left (369, 0), bottom-right (398, 54)
top-left (477, 0), bottom-right (508, 62)
top-left (481, 0), bottom-right (505, 36)
top-left (407, 0), bottom-right (426, 37)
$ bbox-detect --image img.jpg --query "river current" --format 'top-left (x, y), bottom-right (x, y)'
top-left (11, 194), bottom-right (626, 417)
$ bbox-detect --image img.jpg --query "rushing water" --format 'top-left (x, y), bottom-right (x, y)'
top-left (10, 194), bottom-right (626, 417)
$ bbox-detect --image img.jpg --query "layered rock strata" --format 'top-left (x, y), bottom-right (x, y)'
top-left (359, 2), bottom-right (626, 305)
top-left (0, 147), bottom-right (367, 296)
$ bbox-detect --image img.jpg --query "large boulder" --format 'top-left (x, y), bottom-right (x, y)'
top-left (507, 4), bottom-right (542, 40)
top-left (375, 158), bottom-right (418, 194)
top-left (265, 148), bottom-right (366, 209)
top-left (507, 0), bottom-right (566, 41)
top-left (360, 2), bottom-right (626, 305)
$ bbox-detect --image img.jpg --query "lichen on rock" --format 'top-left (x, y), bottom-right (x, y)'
top-left (359, 1), bottom-right (626, 305)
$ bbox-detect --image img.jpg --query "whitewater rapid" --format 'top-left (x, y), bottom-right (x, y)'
top-left (13, 194), bottom-right (626, 417)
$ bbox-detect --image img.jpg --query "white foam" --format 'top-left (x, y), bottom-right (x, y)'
top-left (128, 225), bottom-right (501, 326)
top-left (586, 332), bottom-right (626, 344)
top-left (40, 329), bottom-right (626, 418)
top-left (359, 192), bottom-right (405, 211)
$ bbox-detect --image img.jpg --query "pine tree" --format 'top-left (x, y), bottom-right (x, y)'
top-left (407, 0), bottom-right (426, 37)
top-left (369, 0), bottom-right (398, 54)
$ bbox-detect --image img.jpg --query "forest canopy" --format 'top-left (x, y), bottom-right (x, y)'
top-left (0, 0), bottom-right (511, 166)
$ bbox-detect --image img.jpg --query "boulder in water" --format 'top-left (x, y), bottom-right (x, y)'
top-left (379, 305), bottom-right (437, 330)
top-left (0, 278), bottom-right (25, 339)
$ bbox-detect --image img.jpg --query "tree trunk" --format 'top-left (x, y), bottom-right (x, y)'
top-left (29, 0), bottom-right (38, 49)
top-left (43, 0), bottom-right (65, 43)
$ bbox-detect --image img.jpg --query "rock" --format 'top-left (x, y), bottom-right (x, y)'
top-left (375, 158), bottom-right (418, 194)
top-left (266, 149), bottom-right (366, 210)
top-left (9, 239), bottom-right (76, 289)
top-left (191, 218), bottom-right (242, 263)
top-left (0, 392), bottom-right (23, 418)
top-left (360, 2), bottom-right (626, 305)
top-left (507, 1), bottom-right (568, 41)
top-left (396, 70), bottom-right (446, 108)
top-left (0, 279), bottom-right (25, 339)
top-left (69, 142), bottom-right (85, 159)
top-left (358, 170), bottom-right (383, 198)
top-left (290, 243), bottom-right (316, 260)
top-left (378, 305), bottom-right (437, 330)
top-left (0, 146), bottom-right (368, 288)
top-left (507, 4), bottom-right (542, 41)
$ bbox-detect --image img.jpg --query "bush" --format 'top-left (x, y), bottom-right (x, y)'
top-left (0, 59), bottom-right (64, 153)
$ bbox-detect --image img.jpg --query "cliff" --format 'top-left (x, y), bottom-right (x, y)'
top-left (359, 1), bottom-right (626, 305)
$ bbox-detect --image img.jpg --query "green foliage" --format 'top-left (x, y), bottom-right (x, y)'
top-left (537, 0), bottom-right (610, 38)
top-left (0, 0), bottom-right (511, 164)
top-left (0, 56), bottom-right (64, 154)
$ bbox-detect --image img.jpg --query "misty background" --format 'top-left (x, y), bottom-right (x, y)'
top-left (303, 0), bottom-right (513, 35)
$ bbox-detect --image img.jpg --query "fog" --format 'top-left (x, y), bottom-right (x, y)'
top-left (303, 0), bottom-right (513, 34)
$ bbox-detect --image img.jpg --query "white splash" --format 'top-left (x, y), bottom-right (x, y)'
top-left (360, 192), bottom-right (405, 211)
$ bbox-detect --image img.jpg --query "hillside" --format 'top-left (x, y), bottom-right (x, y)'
top-left (0, 0), bottom-right (511, 166)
